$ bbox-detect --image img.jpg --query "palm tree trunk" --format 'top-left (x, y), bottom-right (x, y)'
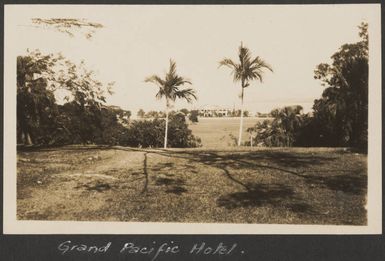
top-left (238, 88), bottom-right (244, 146)
top-left (164, 99), bottom-right (169, 149)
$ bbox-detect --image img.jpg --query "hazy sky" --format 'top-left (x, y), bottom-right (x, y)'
top-left (7, 5), bottom-right (376, 113)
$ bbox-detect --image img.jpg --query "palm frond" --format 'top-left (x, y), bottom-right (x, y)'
top-left (250, 56), bottom-right (273, 72)
top-left (174, 88), bottom-right (197, 103)
top-left (248, 70), bottom-right (264, 83)
top-left (168, 75), bottom-right (192, 88)
top-left (233, 71), bottom-right (242, 83)
top-left (168, 59), bottom-right (177, 76)
top-left (219, 58), bottom-right (243, 84)
top-left (145, 59), bottom-right (197, 105)
top-left (144, 75), bottom-right (165, 86)
top-left (238, 46), bottom-right (252, 67)
top-left (218, 58), bottom-right (238, 69)
top-left (165, 59), bottom-right (177, 83)
top-left (155, 88), bottom-right (165, 100)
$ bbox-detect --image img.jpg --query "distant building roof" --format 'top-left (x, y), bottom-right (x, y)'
top-left (199, 105), bottom-right (230, 110)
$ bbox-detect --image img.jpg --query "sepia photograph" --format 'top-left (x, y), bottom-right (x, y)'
top-left (3, 4), bottom-right (382, 234)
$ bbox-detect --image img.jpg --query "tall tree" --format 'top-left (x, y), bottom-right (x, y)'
top-left (17, 50), bottom-right (113, 145)
top-left (17, 51), bottom-right (60, 145)
top-left (314, 22), bottom-right (368, 150)
top-left (145, 59), bottom-right (197, 148)
top-left (219, 42), bottom-right (273, 146)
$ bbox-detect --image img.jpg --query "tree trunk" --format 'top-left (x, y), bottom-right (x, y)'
top-left (164, 100), bottom-right (169, 149)
top-left (238, 87), bottom-right (244, 146)
top-left (22, 129), bottom-right (32, 145)
top-left (26, 132), bottom-right (32, 145)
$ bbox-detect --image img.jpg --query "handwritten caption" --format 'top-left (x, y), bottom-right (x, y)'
top-left (58, 240), bottom-right (244, 260)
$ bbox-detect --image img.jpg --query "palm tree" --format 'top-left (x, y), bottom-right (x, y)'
top-left (219, 42), bottom-right (273, 146)
top-left (145, 59), bottom-right (197, 149)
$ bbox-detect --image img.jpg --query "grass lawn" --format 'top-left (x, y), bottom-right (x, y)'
top-left (17, 146), bottom-right (367, 225)
top-left (189, 117), bottom-right (265, 148)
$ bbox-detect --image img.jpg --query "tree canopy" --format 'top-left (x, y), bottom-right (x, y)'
top-left (31, 18), bottom-right (103, 39)
top-left (145, 59), bottom-right (197, 103)
top-left (313, 22), bottom-right (368, 149)
top-left (219, 43), bottom-right (273, 89)
top-left (17, 50), bottom-right (119, 145)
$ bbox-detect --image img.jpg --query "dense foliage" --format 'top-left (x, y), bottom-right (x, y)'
top-left (312, 23), bottom-right (368, 150)
top-left (17, 52), bottom-right (199, 148)
top-left (17, 50), bottom-right (128, 146)
top-left (121, 114), bottom-right (201, 148)
top-left (189, 110), bottom-right (199, 123)
top-left (248, 105), bottom-right (306, 147)
top-left (55, 103), bottom-right (130, 145)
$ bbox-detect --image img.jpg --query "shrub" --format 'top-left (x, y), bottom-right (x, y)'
top-left (51, 103), bottom-right (131, 146)
top-left (120, 119), bottom-right (164, 147)
top-left (121, 114), bottom-right (201, 148)
top-left (248, 105), bottom-right (306, 147)
top-left (189, 110), bottom-right (199, 123)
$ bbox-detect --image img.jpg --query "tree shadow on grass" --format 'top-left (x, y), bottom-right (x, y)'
top-left (76, 182), bottom-right (114, 192)
top-left (217, 183), bottom-right (295, 209)
top-left (136, 151), bottom-right (189, 195)
top-left (253, 151), bottom-right (339, 168)
top-left (155, 177), bottom-right (187, 195)
top-left (150, 149), bottom-right (366, 196)
top-left (303, 172), bottom-right (367, 195)
top-left (151, 162), bottom-right (174, 171)
top-left (165, 186), bottom-right (188, 195)
top-left (217, 168), bottom-right (316, 214)
top-left (287, 202), bottom-right (316, 214)
top-left (151, 150), bottom-right (329, 177)
top-left (116, 148), bottom-right (366, 214)
top-left (157, 149), bottom-right (336, 167)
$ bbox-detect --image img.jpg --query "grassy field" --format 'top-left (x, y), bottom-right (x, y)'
top-left (189, 117), bottom-right (265, 148)
top-left (17, 146), bottom-right (367, 225)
